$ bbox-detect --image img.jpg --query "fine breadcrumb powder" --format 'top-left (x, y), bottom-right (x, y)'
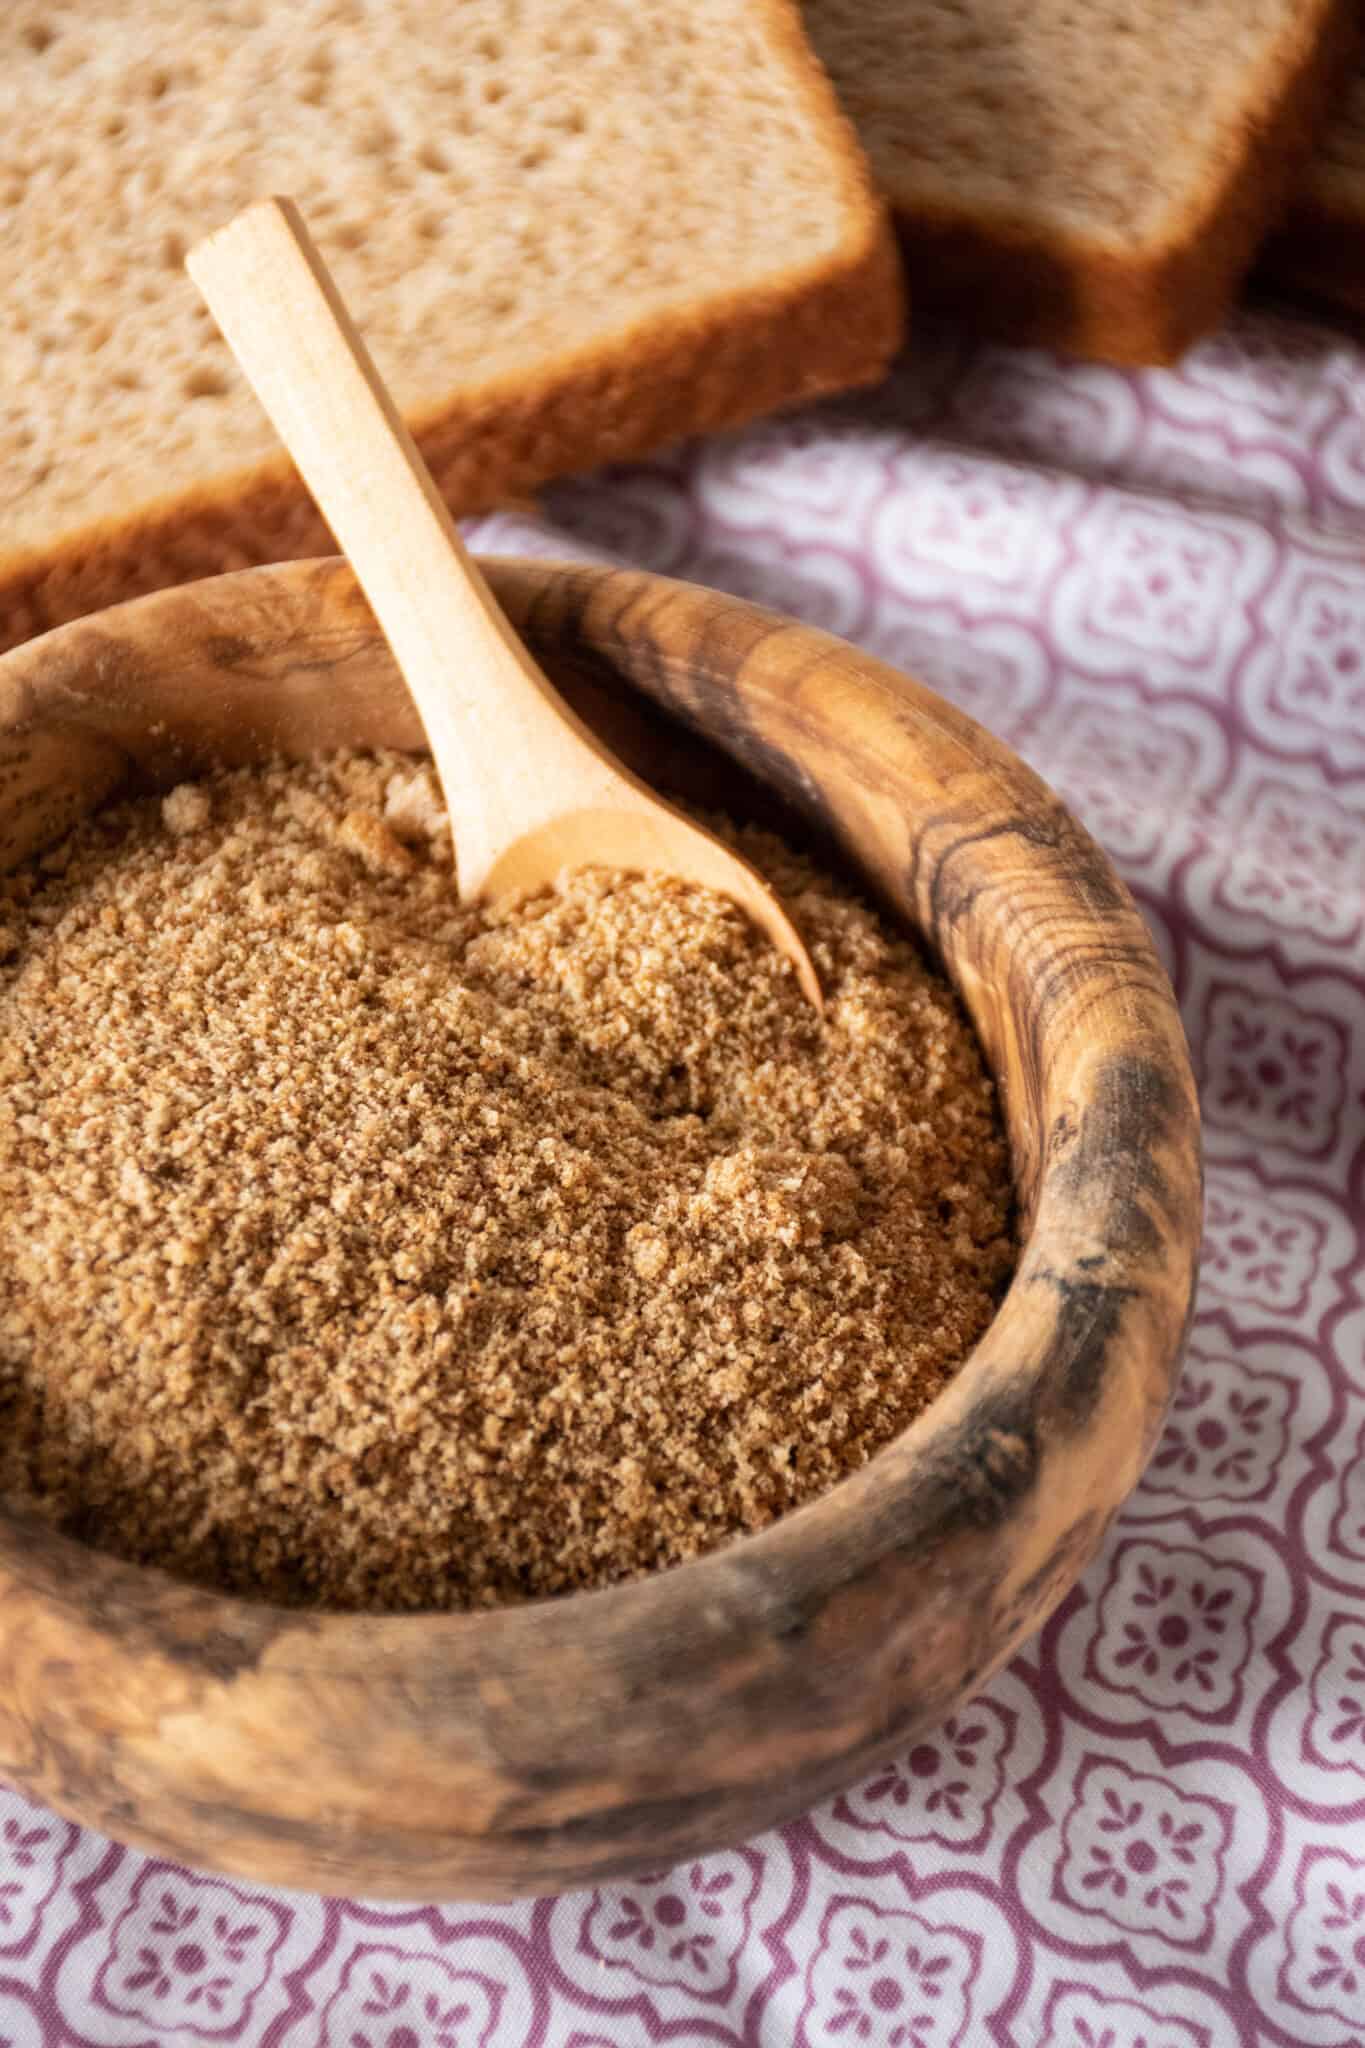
top-left (0, 751), bottom-right (1015, 1611)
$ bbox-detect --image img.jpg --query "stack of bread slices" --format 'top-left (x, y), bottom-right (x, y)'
top-left (3, 0), bottom-right (1361, 652)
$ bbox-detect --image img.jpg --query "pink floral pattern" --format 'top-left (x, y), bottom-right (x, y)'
top-left (1077, 502), bottom-right (1255, 664)
top-left (273, 1918), bottom-right (535, 2048)
top-left (1327, 1420), bottom-right (1365, 1568)
top-left (572, 1852), bottom-right (759, 2000)
top-left (1198, 1177), bottom-right (1349, 1328)
top-left (319, 1944), bottom-right (505, 2048)
top-left (832, 1706), bottom-right (1013, 1851)
top-left (0, 1796), bottom-right (78, 1962)
top-left (1279, 1848), bottom-right (1365, 2028)
top-left (0, 1988), bottom-right (45, 2048)
top-left (95, 1868), bottom-right (290, 2038)
top-left (1055, 1759), bottom-right (1230, 1948)
top-left (1306, 1620), bottom-right (1365, 1784)
top-left (1211, 775), bottom-right (1365, 949)
top-left (1085, 1541), bottom-right (1256, 1720)
top-left (863, 612), bottom-right (1048, 741)
top-left (948, 348), bottom-right (1133, 475)
top-left (1022, 690), bottom-right (1221, 869)
top-left (1038, 1983), bottom-right (1207, 2048)
top-left (3, 302), bottom-right (1364, 2045)
top-left (1271, 574), bottom-right (1365, 741)
top-left (801, 1899), bottom-right (979, 2048)
top-left (1198, 984), bottom-right (1349, 1159)
top-left (1141, 1343), bottom-right (1294, 1506)
top-left (874, 446), bottom-right (1077, 608)
top-left (1052, 493), bottom-right (1273, 689)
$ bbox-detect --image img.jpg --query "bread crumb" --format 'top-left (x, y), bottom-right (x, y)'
top-left (161, 783), bottom-right (211, 836)
top-left (384, 765), bottom-right (449, 844)
top-left (0, 750), bottom-right (1015, 1612)
top-left (336, 809), bottom-right (416, 876)
top-left (629, 1225), bottom-right (670, 1282)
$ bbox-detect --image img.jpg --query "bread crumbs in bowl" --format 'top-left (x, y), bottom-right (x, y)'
top-left (0, 555), bottom-right (1200, 1899)
top-left (0, 751), bottom-right (1014, 1611)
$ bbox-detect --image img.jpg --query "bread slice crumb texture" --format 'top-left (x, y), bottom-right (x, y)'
top-left (806, 0), bottom-right (1332, 244)
top-left (1, 1), bottom-right (898, 557)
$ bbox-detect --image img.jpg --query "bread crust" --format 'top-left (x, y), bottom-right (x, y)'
top-left (0, 0), bottom-right (904, 654)
top-left (868, 0), bottom-right (1358, 364)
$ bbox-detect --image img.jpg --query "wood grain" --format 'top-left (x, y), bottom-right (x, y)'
top-left (0, 557), bottom-right (1202, 1899)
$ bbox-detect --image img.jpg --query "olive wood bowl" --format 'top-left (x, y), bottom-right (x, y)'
top-left (0, 557), bottom-right (1201, 1900)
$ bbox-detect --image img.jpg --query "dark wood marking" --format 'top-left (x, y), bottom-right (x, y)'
top-left (0, 557), bottom-right (1202, 1899)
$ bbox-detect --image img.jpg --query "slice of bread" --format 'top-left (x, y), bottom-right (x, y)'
top-left (802, 0), bottom-right (1356, 365)
top-left (0, 1), bottom-right (901, 654)
top-left (1264, 65), bottom-right (1365, 315)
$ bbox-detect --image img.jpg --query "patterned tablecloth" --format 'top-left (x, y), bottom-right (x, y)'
top-left (3, 304), bottom-right (1364, 2047)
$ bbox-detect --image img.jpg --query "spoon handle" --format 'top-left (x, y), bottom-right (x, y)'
top-left (189, 197), bottom-right (821, 1010)
top-left (187, 196), bottom-right (637, 897)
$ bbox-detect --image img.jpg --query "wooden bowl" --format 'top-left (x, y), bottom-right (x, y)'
top-left (0, 557), bottom-right (1201, 1900)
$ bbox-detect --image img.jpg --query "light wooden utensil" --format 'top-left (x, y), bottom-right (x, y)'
top-left (187, 197), bottom-right (821, 1008)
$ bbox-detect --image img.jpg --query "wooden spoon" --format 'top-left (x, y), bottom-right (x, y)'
top-left (186, 198), bottom-right (821, 1008)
